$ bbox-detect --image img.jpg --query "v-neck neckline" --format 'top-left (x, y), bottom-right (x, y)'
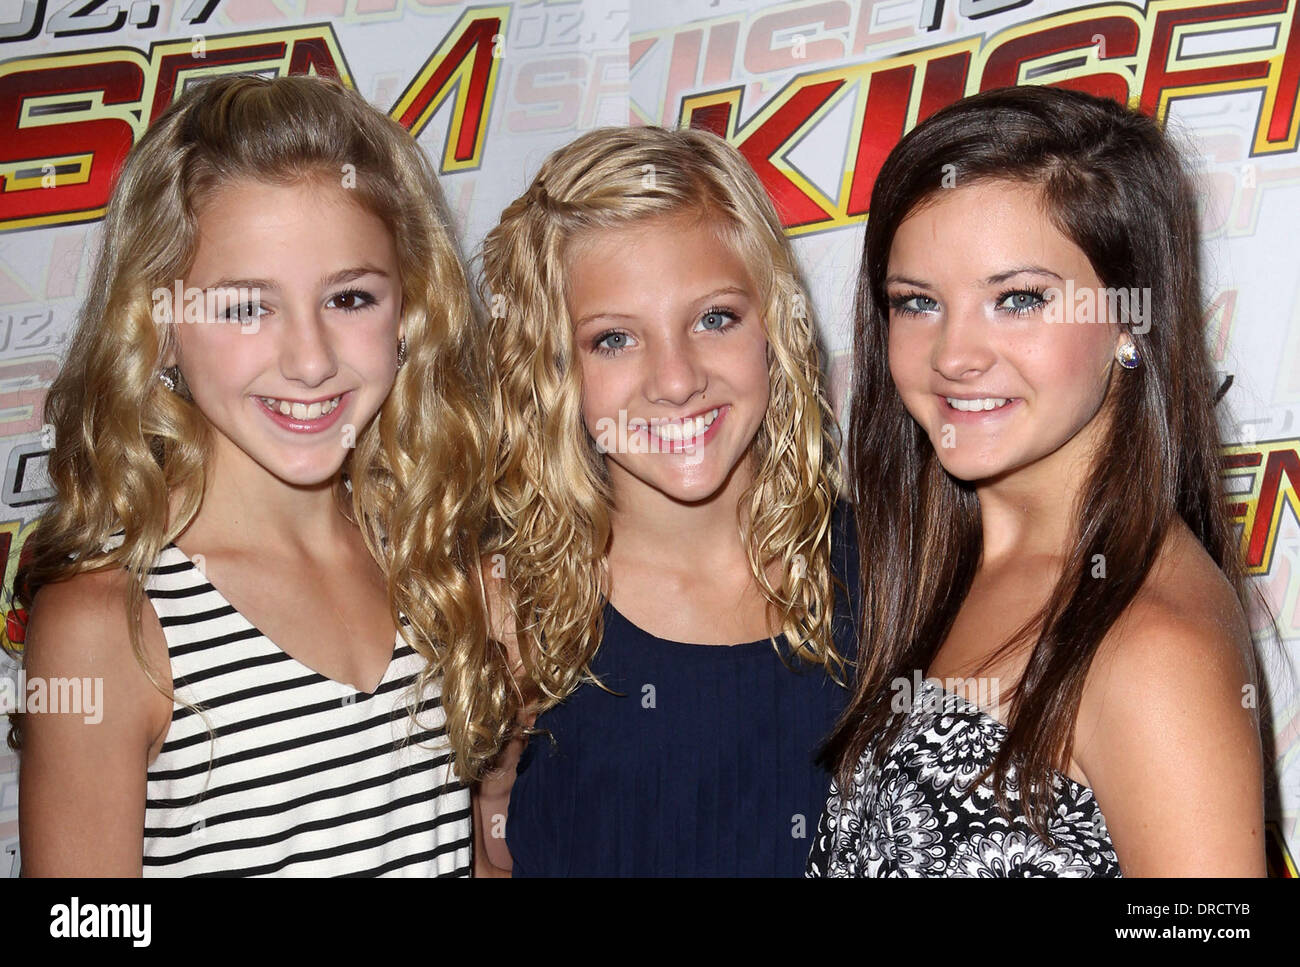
top-left (163, 542), bottom-right (399, 696)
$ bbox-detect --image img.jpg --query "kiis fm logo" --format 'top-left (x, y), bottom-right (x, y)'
top-left (0, 7), bottom-right (508, 232)
top-left (633, 0), bottom-right (1300, 234)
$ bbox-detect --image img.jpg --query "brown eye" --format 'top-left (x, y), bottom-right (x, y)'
top-left (222, 301), bottom-right (263, 322)
top-left (328, 289), bottom-right (376, 312)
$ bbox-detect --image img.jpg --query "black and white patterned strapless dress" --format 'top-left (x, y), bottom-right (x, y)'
top-left (807, 676), bottom-right (1122, 877)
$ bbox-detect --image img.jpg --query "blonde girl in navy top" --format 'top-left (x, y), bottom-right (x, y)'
top-left (13, 74), bottom-right (491, 876)
top-left (473, 126), bottom-right (857, 876)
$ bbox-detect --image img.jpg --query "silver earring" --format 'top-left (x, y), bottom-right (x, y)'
top-left (396, 336), bottom-right (407, 370)
top-left (158, 366), bottom-right (178, 392)
top-left (1116, 341), bottom-right (1140, 370)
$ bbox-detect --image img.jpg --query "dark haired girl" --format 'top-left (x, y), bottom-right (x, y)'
top-left (809, 85), bottom-right (1265, 877)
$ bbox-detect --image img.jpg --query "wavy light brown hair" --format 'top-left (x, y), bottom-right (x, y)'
top-left (822, 84), bottom-right (1260, 838)
top-left (7, 73), bottom-right (497, 780)
top-left (478, 125), bottom-right (844, 734)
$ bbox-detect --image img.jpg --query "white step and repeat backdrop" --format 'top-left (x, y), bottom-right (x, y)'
top-left (0, 0), bottom-right (1296, 876)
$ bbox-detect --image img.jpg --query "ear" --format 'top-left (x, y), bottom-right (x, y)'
top-left (159, 333), bottom-right (179, 369)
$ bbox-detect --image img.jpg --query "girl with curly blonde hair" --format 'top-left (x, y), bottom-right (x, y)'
top-left (473, 125), bottom-right (858, 876)
top-left (14, 73), bottom-right (488, 876)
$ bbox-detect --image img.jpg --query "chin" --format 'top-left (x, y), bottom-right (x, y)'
top-left (932, 458), bottom-right (986, 483)
top-left (932, 447), bottom-right (1027, 484)
top-left (254, 450), bottom-right (348, 489)
top-left (634, 463), bottom-right (734, 505)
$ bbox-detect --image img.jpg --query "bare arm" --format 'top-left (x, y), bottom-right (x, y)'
top-left (1075, 590), bottom-right (1265, 877)
top-left (473, 735), bottom-right (526, 876)
top-left (18, 572), bottom-right (173, 876)
top-left (471, 566), bottom-right (532, 878)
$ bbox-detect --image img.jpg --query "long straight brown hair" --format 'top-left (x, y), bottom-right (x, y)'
top-left (821, 84), bottom-right (1251, 837)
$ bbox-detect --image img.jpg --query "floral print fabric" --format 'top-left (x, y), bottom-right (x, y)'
top-left (807, 677), bottom-right (1121, 877)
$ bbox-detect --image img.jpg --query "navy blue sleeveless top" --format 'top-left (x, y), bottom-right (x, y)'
top-left (506, 502), bottom-right (860, 876)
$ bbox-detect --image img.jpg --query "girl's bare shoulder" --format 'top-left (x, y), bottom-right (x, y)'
top-left (24, 566), bottom-right (173, 742)
top-left (18, 566), bottom-right (175, 875)
top-left (1086, 520), bottom-right (1252, 703)
top-left (1071, 520), bottom-right (1263, 875)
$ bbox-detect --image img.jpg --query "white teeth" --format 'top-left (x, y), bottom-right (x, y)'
top-left (946, 397), bottom-right (1010, 412)
top-left (649, 407), bottom-right (720, 441)
top-left (258, 395), bottom-right (341, 419)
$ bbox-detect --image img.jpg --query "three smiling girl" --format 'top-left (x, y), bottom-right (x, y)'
top-left (12, 73), bottom-right (1265, 877)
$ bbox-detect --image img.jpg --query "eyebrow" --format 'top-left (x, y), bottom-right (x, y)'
top-left (572, 285), bottom-right (753, 329)
top-left (983, 265), bottom-right (1064, 285)
top-left (885, 266), bottom-right (1064, 288)
top-left (200, 266), bottom-right (391, 291)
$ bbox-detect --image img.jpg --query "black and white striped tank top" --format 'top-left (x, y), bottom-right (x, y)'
top-left (140, 542), bottom-right (472, 876)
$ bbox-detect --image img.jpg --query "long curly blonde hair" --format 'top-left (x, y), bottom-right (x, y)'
top-left (479, 125), bottom-right (844, 732)
top-left (10, 74), bottom-right (498, 780)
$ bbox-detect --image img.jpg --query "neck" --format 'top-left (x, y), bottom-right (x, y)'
top-left (605, 458), bottom-right (754, 572)
top-left (178, 434), bottom-right (353, 554)
top-left (973, 411), bottom-right (1107, 570)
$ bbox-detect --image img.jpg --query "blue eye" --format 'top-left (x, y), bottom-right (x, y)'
top-left (997, 289), bottom-right (1047, 315)
top-left (888, 293), bottom-right (939, 316)
top-left (593, 330), bottom-right (633, 356)
top-left (696, 309), bottom-right (738, 332)
top-left (696, 307), bottom-right (739, 331)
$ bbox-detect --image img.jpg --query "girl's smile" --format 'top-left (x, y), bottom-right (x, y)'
top-left (254, 390), bottom-right (350, 433)
top-left (935, 394), bottom-right (1022, 422)
top-left (633, 404), bottom-right (727, 452)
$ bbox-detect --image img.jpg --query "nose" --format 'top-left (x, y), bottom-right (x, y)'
top-left (278, 304), bottom-right (338, 387)
top-left (643, 330), bottom-right (707, 407)
top-left (931, 300), bottom-right (995, 382)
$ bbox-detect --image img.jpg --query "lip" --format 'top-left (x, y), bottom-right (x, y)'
top-left (634, 404), bottom-right (728, 453)
top-left (937, 394), bottom-right (1021, 423)
top-left (254, 390), bottom-right (350, 434)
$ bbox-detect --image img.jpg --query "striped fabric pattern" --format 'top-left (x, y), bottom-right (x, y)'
top-left (139, 543), bottom-right (472, 877)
